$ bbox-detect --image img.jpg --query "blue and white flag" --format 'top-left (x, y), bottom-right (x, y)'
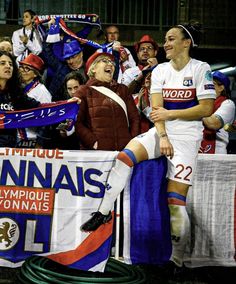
top-left (46, 16), bottom-right (61, 43)
top-left (123, 158), bottom-right (172, 265)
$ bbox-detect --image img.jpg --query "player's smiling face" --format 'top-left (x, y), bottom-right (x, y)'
top-left (164, 28), bottom-right (189, 60)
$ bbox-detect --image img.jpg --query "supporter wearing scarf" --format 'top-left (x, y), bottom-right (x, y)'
top-left (199, 70), bottom-right (235, 154)
top-left (200, 95), bottom-right (227, 153)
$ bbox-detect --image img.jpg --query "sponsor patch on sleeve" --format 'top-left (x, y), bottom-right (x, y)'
top-left (204, 84), bottom-right (215, 90)
top-left (205, 70), bottom-right (213, 81)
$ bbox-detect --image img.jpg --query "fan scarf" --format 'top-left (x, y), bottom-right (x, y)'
top-left (0, 101), bottom-right (79, 129)
top-left (35, 14), bottom-right (113, 52)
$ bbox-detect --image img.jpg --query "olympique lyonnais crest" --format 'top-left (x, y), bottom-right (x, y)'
top-left (183, 77), bottom-right (193, 87)
top-left (0, 218), bottom-right (20, 250)
top-left (0, 185), bottom-right (55, 260)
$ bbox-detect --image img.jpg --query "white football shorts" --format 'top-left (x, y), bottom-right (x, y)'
top-left (133, 127), bottom-right (200, 185)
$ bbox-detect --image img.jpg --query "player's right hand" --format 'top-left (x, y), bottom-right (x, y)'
top-left (159, 136), bottom-right (174, 159)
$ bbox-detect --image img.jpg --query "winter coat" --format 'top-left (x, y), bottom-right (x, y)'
top-left (75, 78), bottom-right (140, 151)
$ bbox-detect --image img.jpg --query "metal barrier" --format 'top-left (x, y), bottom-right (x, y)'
top-left (0, 0), bottom-right (177, 28)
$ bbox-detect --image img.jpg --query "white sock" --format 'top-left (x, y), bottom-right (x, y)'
top-left (99, 159), bottom-right (132, 215)
top-left (169, 204), bottom-right (190, 267)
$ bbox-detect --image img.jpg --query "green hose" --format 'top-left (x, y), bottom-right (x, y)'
top-left (17, 256), bottom-right (147, 283)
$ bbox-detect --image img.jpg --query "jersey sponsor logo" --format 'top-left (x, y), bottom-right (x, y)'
top-left (183, 77), bottom-right (193, 87)
top-left (163, 88), bottom-right (196, 102)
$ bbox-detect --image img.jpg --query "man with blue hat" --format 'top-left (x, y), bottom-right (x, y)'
top-left (42, 38), bottom-right (87, 101)
top-left (200, 71), bottom-right (235, 154)
top-left (62, 40), bottom-right (84, 71)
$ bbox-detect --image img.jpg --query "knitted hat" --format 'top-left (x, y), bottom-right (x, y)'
top-left (85, 51), bottom-right (115, 74)
top-left (63, 40), bottom-right (82, 60)
top-left (19, 53), bottom-right (44, 72)
top-left (212, 71), bottom-right (230, 91)
top-left (134, 34), bottom-right (159, 52)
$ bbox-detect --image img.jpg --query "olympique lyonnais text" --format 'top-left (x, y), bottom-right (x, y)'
top-left (0, 148), bottom-right (64, 159)
top-left (0, 158), bottom-right (106, 198)
top-left (0, 186), bottom-right (54, 214)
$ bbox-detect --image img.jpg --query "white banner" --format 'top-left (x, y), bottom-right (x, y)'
top-left (123, 154), bottom-right (236, 267)
top-left (0, 148), bottom-right (118, 271)
top-left (185, 154), bottom-right (236, 267)
top-left (1, 149), bottom-right (236, 269)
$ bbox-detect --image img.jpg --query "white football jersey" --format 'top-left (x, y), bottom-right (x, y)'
top-left (150, 58), bottom-right (216, 140)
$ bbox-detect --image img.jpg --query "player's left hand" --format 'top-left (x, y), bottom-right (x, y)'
top-left (150, 107), bottom-right (170, 122)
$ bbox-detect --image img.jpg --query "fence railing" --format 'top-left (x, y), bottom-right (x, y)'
top-left (0, 0), bottom-right (177, 29)
top-left (1, 0), bottom-right (236, 48)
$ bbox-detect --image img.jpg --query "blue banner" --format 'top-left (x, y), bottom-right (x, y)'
top-left (127, 157), bottom-right (172, 264)
top-left (0, 101), bottom-right (79, 129)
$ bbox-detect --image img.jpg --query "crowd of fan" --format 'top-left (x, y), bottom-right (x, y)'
top-left (0, 9), bottom-right (235, 154)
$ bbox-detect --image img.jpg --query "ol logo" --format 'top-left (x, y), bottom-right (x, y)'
top-left (183, 77), bottom-right (193, 86)
top-left (0, 218), bottom-right (19, 250)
